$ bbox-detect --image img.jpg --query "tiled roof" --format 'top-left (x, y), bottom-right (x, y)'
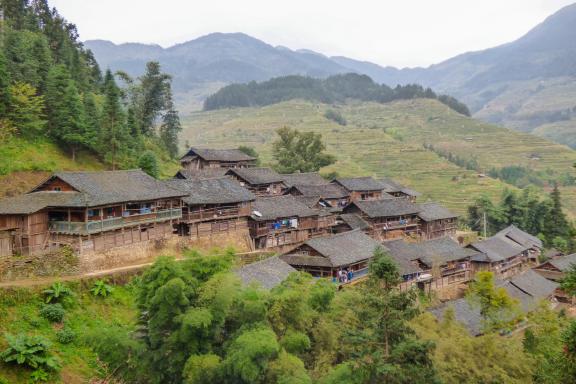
top-left (378, 178), bottom-right (421, 197)
top-left (281, 172), bottom-right (328, 187)
top-left (547, 253), bottom-right (576, 272)
top-left (334, 177), bottom-right (385, 192)
top-left (280, 254), bottom-right (333, 268)
top-left (282, 230), bottom-right (380, 268)
top-left (347, 198), bottom-right (421, 218)
top-left (236, 256), bottom-right (296, 289)
top-left (417, 202), bottom-right (458, 222)
top-left (469, 235), bottom-right (529, 262)
top-left (174, 168), bottom-right (228, 180)
top-left (495, 225), bottom-right (543, 249)
top-left (500, 269), bottom-right (558, 312)
top-left (384, 237), bottom-right (479, 269)
top-left (181, 147), bottom-right (255, 162)
top-left (429, 298), bottom-right (484, 336)
top-left (4, 170), bottom-right (185, 214)
top-left (251, 196), bottom-right (318, 221)
top-left (289, 184), bottom-right (349, 199)
top-left (339, 213), bottom-right (371, 231)
top-left (165, 178), bottom-right (255, 205)
top-left (226, 168), bottom-right (284, 185)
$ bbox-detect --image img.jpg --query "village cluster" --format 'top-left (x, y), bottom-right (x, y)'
top-left (0, 147), bottom-right (573, 332)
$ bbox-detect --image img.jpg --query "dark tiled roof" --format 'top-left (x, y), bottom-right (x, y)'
top-left (384, 237), bottom-right (479, 269)
top-left (13, 170), bottom-right (185, 211)
top-left (175, 168), bottom-right (228, 180)
top-left (378, 178), bottom-right (421, 197)
top-left (339, 213), bottom-right (371, 231)
top-left (500, 270), bottom-right (558, 312)
top-left (236, 256), bottom-right (296, 289)
top-left (417, 202), bottom-right (458, 222)
top-left (547, 253), bottom-right (576, 272)
top-left (0, 192), bottom-right (85, 214)
top-left (334, 177), bottom-right (385, 192)
top-left (251, 196), bottom-right (318, 221)
top-left (280, 254), bottom-right (333, 268)
top-left (289, 184), bottom-right (349, 199)
top-left (226, 168), bottom-right (284, 185)
top-left (429, 298), bottom-right (483, 336)
top-left (181, 147), bottom-right (255, 162)
top-left (469, 235), bottom-right (529, 262)
top-left (284, 230), bottom-right (380, 268)
top-left (495, 225), bottom-right (543, 249)
top-left (281, 172), bottom-right (328, 187)
top-left (380, 240), bottom-right (423, 276)
top-left (165, 178), bottom-right (255, 205)
top-left (347, 198), bottom-right (421, 218)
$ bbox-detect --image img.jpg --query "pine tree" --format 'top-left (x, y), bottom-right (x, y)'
top-left (159, 96), bottom-right (181, 159)
top-left (100, 70), bottom-right (128, 169)
top-left (137, 61), bottom-right (171, 136)
top-left (543, 185), bottom-right (571, 244)
top-left (83, 91), bottom-right (100, 151)
top-left (7, 82), bottom-right (45, 137)
top-left (44, 64), bottom-right (72, 138)
top-left (0, 51), bottom-right (11, 117)
top-left (59, 80), bottom-right (86, 161)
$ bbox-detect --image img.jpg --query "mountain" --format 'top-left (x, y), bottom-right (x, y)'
top-left (86, 4), bottom-right (576, 145)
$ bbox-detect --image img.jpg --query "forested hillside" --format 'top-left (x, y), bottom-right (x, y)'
top-left (203, 73), bottom-right (470, 116)
top-left (0, 0), bottom-right (182, 195)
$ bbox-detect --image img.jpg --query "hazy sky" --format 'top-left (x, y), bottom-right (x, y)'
top-left (50, 0), bottom-right (574, 68)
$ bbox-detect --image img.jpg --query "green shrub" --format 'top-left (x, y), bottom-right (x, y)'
top-left (90, 280), bottom-right (114, 297)
top-left (39, 304), bottom-right (65, 323)
top-left (0, 334), bottom-right (60, 371)
top-left (56, 327), bottom-right (76, 344)
top-left (324, 109), bottom-right (347, 126)
top-left (280, 330), bottom-right (311, 355)
top-left (29, 368), bottom-right (50, 382)
top-left (42, 282), bottom-right (73, 304)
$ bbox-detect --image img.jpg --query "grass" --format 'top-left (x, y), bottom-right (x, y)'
top-left (0, 281), bottom-right (138, 383)
top-left (182, 99), bottom-right (576, 215)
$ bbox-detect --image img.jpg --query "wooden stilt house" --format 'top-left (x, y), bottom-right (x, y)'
top-left (226, 168), bottom-right (286, 196)
top-left (417, 202), bottom-right (459, 240)
top-left (180, 148), bottom-right (256, 170)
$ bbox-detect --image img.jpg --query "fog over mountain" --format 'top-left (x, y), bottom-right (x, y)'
top-left (85, 3), bottom-right (576, 146)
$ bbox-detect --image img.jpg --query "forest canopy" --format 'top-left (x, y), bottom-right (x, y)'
top-left (203, 73), bottom-right (471, 116)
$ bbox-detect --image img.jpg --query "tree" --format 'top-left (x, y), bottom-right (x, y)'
top-left (100, 70), bottom-right (129, 169)
top-left (138, 151), bottom-right (159, 179)
top-left (272, 127), bottom-right (336, 173)
top-left (44, 64), bottom-right (71, 138)
top-left (136, 61), bottom-right (171, 136)
top-left (7, 82), bottom-right (45, 137)
top-left (59, 80), bottom-right (87, 161)
top-left (543, 185), bottom-right (572, 246)
top-left (0, 51), bottom-right (11, 117)
top-left (467, 271), bottom-right (519, 331)
top-left (159, 95), bottom-right (181, 159)
top-left (238, 145), bottom-right (261, 166)
top-left (560, 263), bottom-right (576, 298)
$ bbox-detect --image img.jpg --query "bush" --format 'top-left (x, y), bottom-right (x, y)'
top-left (56, 327), bottom-right (76, 344)
top-left (324, 109), bottom-right (347, 126)
top-left (29, 368), bottom-right (49, 383)
top-left (90, 280), bottom-right (114, 297)
top-left (0, 334), bottom-right (60, 371)
top-left (280, 330), bottom-right (311, 355)
top-left (39, 304), bottom-right (65, 323)
top-left (42, 282), bottom-right (73, 304)
top-left (138, 151), bottom-right (159, 178)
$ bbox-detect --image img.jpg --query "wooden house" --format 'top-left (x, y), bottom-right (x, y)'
top-left (494, 225), bottom-right (543, 260)
top-left (332, 177), bottom-right (390, 201)
top-left (343, 198), bottom-right (421, 240)
top-left (385, 237), bottom-right (482, 286)
top-left (236, 256), bottom-right (296, 289)
top-left (249, 195), bottom-right (325, 250)
top-left (180, 148), bottom-right (256, 170)
top-left (333, 213), bottom-right (371, 234)
top-left (0, 170), bottom-right (185, 257)
top-left (469, 235), bottom-right (533, 278)
top-left (378, 178), bottom-right (421, 202)
top-left (417, 202), bottom-right (458, 240)
top-left (226, 168), bottom-right (286, 196)
top-left (174, 168), bottom-right (228, 180)
top-left (166, 177), bottom-right (255, 240)
top-left (285, 183), bottom-right (350, 209)
top-left (280, 230), bottom-right (381, 278)
top-left (534, 253), bottom-right (576, 282)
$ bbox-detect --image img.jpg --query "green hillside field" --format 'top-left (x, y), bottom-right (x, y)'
top-left (181, 99), bottom-right (576, 216)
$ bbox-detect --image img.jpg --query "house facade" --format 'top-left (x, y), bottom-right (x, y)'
top-left (286, 184), bottom-right (350, 209)
top-left (0, 170), bottom-right (185, 257)
top-left (418, 202), bottom-right (459, 240)
top-left (166, 177), bottom-right (255, 240)
top-left (226, 168), bottom-right (286, 196)
top-left (343, 198), bottom-right (421, 240)
top-left (180, 148), bottom-right (256, 170)
top-left (333, 177), bottom-right (389, 202)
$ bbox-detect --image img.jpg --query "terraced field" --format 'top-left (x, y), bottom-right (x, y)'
top-left (181, 100), bottom-right (516, 215)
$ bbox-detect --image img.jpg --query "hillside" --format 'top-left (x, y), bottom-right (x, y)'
top-left (87, 4), bottom-right (576, 146)
top-left (181, 99), bottom-right (576, 215)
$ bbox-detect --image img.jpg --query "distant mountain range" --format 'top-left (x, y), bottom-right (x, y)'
top-left (85, 2), bottom-right (576, 147)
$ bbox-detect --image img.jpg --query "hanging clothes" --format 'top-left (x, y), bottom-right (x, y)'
top-left (290, 218), bottom-right (298, 228)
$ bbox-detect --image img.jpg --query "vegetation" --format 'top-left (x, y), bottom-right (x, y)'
top-left (0, 0), bottom-right (182, 176)
top-left (204, 73), bottom-right (470, 116)
top-left (238, 145), bottom-right (261, 166)
top-left (272, 127), bottom-right (336, 173)
top-left (323, 109), bottom-right (346, 126)
top-left (467, 187), bottom-right (575, 252)
top-left (90, 280), bottom-right (114, 297)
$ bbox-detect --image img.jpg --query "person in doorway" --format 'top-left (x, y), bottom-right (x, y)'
top-left (347, 269), bottom-right (353, 282)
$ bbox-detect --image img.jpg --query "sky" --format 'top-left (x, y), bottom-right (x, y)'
top-left (50, 0), bottom-right (574, 68)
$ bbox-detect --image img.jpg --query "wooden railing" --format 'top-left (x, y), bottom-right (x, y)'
top-left (252, 222), bottom-right (316, 237)
top-left (182, 206), bottom-right (241, 222)
top-left (50, 208), bottom-right (182, 235)
top-left (373, 219), bottom-right (419, 230)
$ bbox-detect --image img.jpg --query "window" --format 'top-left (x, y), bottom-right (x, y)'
top-left (53, 187), bottom-right (61, 191)
top-left (88, 209), bottom-right (98, 218)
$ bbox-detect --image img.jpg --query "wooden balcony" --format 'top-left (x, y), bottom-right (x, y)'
top-left (49, 208), bottom-right (182, 235)
top-left (182, 206), bottom-right (241, 223)
top-left (252, 222), bottom-right (316, 237)
top-left (373, 219), bottom-right (419, 231)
